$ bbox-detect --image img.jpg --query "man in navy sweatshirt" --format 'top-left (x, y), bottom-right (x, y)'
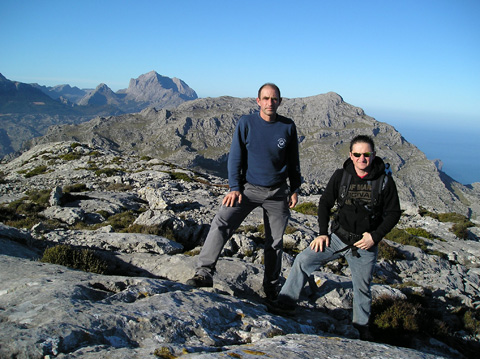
top-left (187, 83), bottom-right (302, 300)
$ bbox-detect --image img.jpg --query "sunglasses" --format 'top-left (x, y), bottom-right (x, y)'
top-left (352, 152), bottom-right (373, 158)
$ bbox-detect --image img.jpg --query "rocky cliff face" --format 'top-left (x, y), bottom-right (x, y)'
top-left (0, 141), bottom-right (479, 358)
top-left (31, 92), bottom-right (480, 220)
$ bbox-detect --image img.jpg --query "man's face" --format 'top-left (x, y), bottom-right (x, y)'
top-left (256, 86), bottom-right (281, 119)
top-left (350, 142), bottom-right (375, 173)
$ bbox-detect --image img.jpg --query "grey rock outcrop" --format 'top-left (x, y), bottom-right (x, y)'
top-left (0, 141), bottom-right (479, 358)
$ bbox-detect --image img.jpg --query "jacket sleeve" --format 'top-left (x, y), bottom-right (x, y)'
top-left (227, 119), bottom-right (247, 191)
top-left (317, 169), bottom-right (342, 235)
top-left (370, 177), bottom-right (402, 243)
top-left (287, 123), bottom-right (302, 193)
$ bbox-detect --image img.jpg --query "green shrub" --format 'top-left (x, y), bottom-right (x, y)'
top-left (27, 189), bottom-right (51, 205)
top-left (405, 227), bottom-right (437, 240)
top-left (123, 224), bottom-right (175, 239)
top-left (24, 165), bottom-right (48, 178)
top-left (451, 222), bottom-right (470, 239)
top-left (284, 225), bottom-right (298, 235)
top-left (41, 244), bottom-right (108, 274)
top-left (427, 249), bottom-right (449, 259)
top-left (105, 183), bottom-right (133, 192)
top-left (437, 212), bottom-right (471, 224)
top-left (104, 210), bottom-right (137, 231)
top-left (88, 150), bottom-right (101, 157)
top-left (95, 168), bottom-right (121, 177)
top-left (169, 171), bottom-right (193, 182)
top-left (378, 241), bottom-right (405, 261)
top-left (463, 310), bottom-right (480, 336)
top-left (140, 155), bottom-right (153, 161)
top-left (59, 153), bottom-right (82, 161)
top-left (420, 208), bottom-right (475, 227)
top-left (385, 228), bottom-right (428, 251)
top-left (63, 183), bottom-right (89, 193)
top-left (293, 202), bottom-right (318, 215)
top-left (372, 295), bottom-right (422, 333)
top-left (70, 142), bottom-right (82, 149)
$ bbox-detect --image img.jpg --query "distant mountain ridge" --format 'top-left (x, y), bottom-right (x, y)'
top-left (0, 71), bottom-right (198, 158)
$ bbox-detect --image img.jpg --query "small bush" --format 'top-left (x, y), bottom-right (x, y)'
top-left (24, 165), bottom-right (48, 178)
top-left (420, 208), bottom-right (475, 227)
top-left (405, 227), bottom-right (436, 240)
top-left (284, 225), bottom-right (298, 235)
top-left (385, 228), bottom-right (428, 251)
top-left (451, 222), bottom-right (470, 239)
top-left (293, 202), bottom-right (318, 215)
top-left (123, 224), bottom-right (176, 240)
top-left (104, 210), bottom-right (137, 231)
top-left (27, 189), bottom-right (51, 205)
top-left (41, 244), bottom-right (108, 274)
top-left (140, 155), bottom-right (153, 161)
top-left (169, 171), bottom-right (193, 182)
top-left (88, 150), bottom-right (101, 157)
top-left (463, 310), bottom-right (480, 337)
top-left (378, 241), bottom-right (405, 261)
top-left (372, 295), bottom-right (423, 343)
top-left (95, 168), bottom-right (121, 177)
top-left (437, 212), bottom-right (471, 224)
top-left (59, 153), bottom-right (82, 161)
top-left (105, 183), bottom-right (133, 192)
top-left (63, 183), bottom-right (89, 193)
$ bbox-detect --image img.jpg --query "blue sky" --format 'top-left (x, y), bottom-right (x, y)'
top-left (1, 0), bottom-right (480, 182)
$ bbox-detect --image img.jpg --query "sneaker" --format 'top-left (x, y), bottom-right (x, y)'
top-left (353, 323), bottom-right (374, 341)
top-left (186, 274), bottom-right (213, 288)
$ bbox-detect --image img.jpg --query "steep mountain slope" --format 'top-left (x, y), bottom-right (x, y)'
top-left (30, 92), bottom-right (478, 219)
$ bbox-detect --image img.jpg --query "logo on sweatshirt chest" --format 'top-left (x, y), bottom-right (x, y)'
top-left (277, 138), bottom-right (287, 149)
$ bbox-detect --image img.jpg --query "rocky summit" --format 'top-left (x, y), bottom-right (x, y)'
top-left (0, 141), bottom-right (479, 358)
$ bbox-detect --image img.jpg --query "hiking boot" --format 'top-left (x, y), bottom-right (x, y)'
top-left (353, 323), bottom-right (374, 341)
top-left (264, 286), bottom-right (280, 301)
top-left (186, 274), bottom-right (213, 288)
top-left (265, 297), bottom-right (296, 316)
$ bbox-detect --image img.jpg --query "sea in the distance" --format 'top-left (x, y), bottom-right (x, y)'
top-left (378, 113), bottom-right (479, 185)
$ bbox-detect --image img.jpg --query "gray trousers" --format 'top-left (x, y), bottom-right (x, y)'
top-left (195, 182), bottom-right (291, 291)
top-left (278, 233), bottom-right (378, 326)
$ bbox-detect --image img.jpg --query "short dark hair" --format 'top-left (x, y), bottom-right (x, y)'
top-left (350, 135), bottom-right (375, 152)
top-left (258, 83), bottom-right (281, 99)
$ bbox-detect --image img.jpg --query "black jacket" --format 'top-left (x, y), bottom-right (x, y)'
top-left (317, 157), bottom-right (401, 244)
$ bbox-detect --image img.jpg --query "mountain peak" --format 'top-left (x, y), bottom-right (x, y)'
top-left (124, 71), bottom-right (197, 107)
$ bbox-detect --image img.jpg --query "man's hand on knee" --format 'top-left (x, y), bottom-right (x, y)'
top-left (222, 191), bottom-right (242, 207)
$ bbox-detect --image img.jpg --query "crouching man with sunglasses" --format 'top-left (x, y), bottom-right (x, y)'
top-left (269, 135), bottom-right (401, 341)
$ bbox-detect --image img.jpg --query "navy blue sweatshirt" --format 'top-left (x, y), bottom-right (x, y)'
top-left (228, 112), bottom-right (301, 193)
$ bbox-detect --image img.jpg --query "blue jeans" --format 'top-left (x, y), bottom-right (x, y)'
top-left (196, 182), bottom-right (290, 291)
top-left (278, 233), bottom-right (378, 326)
